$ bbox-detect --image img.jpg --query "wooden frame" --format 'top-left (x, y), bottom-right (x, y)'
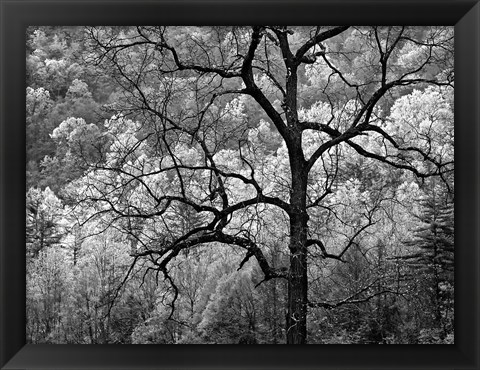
top-left (1, 0), bottom-right (478, 369)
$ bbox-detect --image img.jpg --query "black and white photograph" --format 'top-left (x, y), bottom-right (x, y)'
top-left (25, 26), bottom-right (454, 345)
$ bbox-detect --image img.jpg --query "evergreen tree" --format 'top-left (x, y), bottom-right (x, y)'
top-left (403, 182), bottom-right (454, 339)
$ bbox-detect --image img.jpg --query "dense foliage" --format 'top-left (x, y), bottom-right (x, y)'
top-left (26, 26), bottom-right (454, 344)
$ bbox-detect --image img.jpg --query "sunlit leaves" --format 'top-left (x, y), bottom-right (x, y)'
top-left (384, 86), bottom-right (454, 174)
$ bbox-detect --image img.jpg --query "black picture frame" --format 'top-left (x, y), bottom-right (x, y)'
top-left (1, 0), bottom-right (479, 369)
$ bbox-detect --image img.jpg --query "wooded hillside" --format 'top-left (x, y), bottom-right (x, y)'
top-left (26, 26), bottom-right (454, 344)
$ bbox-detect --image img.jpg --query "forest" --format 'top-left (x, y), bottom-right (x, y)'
top-left (26, 26), bottom-right (454, 344)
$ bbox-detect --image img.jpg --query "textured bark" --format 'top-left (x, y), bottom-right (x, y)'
top-left (286, 152), bottom-right (309, 344)
top-left (286, 244), bottom-right (308, 344)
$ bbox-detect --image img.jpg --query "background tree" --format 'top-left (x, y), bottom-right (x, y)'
top-left (396, 182), bottom-right (454, 343)
top-left (26, 187), bottom-right (65, 259)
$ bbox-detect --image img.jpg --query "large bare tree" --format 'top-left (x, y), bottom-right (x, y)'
top-left (69, 26), bottom-right (454, 343)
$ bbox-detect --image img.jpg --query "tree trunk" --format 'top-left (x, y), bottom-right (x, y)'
top-left (286, 243), bottom-right (308, 343)
top-left (286, 157), bottom-right (309, 344)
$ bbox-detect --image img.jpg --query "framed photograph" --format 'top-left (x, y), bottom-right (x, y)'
top-left (1, 0), bottom-right (479, 369)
